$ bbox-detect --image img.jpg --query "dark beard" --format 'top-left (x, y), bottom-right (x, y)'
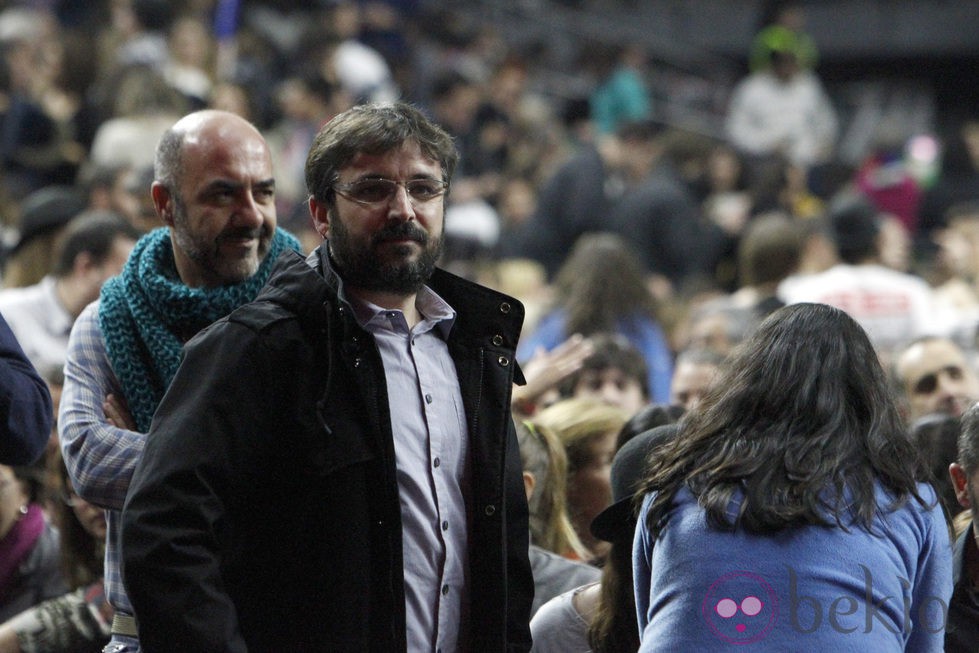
top-left (330, 219), bottom-right (442, 295)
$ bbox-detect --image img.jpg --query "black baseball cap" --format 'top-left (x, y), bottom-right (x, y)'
top-left (8, 185), bottom-right (86, 256)
top-left (590, 423), bottom-right (679, 544)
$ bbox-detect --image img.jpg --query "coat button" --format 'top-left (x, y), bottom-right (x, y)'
top-left (491, 334), bottom-right (503, 346)
top-left (497, 355), bottom-right (509, 367)
top-left (484, 504), bottom-right (496, 516)
top-left (499, 302), bottom-right (511, 314)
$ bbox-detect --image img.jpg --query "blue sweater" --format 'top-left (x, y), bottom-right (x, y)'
top-left (633, 484), bottom-right (952, 652)
top-left (516, 309), bottom-right (674, 405)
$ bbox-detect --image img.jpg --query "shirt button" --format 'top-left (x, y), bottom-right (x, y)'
top-left (441, 584), bottom-right (450, 596)
top-left (433, 457), bottom-right (441, 468)
top-left (442, 520), bottom-right (449, 531)
top-left (425, 393), bottom-right (433, 404)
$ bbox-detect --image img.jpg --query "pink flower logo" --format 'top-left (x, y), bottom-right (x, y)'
top-left (702, 571), bottom-right (778, 644)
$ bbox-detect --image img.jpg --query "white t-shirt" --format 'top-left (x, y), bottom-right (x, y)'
top-left (725, 70), bottom-right (838, 166)
top-left (0, 276), bottom-right (72, 378)
top-left (778, 263), bottom-right (947, 355)
top-left (530, 584), bottom-right (595, 653)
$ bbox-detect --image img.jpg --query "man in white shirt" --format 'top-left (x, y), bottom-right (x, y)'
top-left (726, 28), bottom-right (838, 168)
top-left (0, 212), bottom-right (138, 378)
top-left (893, 336), bottom-right (979, 421)
top-left (779, 196), bottom-right (944, 364)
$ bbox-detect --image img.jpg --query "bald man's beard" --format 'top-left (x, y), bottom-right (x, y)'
top-left (171, 195), bottom-right (273, 285)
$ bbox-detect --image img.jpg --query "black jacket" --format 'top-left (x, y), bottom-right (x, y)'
top-left (121, 246), bottom-right (533, 652)
top-left (608, 161), bottom-right (728, 288)
top-left (506, 143), bottom-right (612, 278)
top-left (0, 314), bottom-right (52, 465)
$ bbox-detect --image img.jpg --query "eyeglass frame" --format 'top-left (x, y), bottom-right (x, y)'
top-left (331, 177), bottom-right (450, 207)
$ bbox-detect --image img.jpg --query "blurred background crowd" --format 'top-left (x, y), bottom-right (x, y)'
top-left (1, 0), bottom-right (976, 358)
top-left (0, 0), bottom-right (977, 342)
top-left (2, 0), bottom-right (979, 650)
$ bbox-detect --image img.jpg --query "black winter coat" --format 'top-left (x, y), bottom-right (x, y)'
top-left (121, 246), bottom-right (534, 652)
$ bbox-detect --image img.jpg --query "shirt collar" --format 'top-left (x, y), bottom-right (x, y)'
top-left (42, 275), bottom-right (74, 335)
top-left (346, 285), bottom-right (455, 338)
top-left (321, 252), bottom-right (456, 338)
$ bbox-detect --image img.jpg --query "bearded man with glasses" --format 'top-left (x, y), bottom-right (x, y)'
top-left (121, 102), bottom-right (534, 652)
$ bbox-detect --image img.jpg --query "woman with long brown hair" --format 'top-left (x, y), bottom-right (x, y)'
top-left (633, 303), bottom-right (951, 650)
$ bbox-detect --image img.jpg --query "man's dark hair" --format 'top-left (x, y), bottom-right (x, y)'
top-left (561, 332), bottom-right (650, 400)
top-left (912, 413), bottom-right (961, 515)
top-left (305, 102), bottom-right (458, 205)
top-left (738, 211), bottom-right (804, 287)
top-left (132, 0), bottom-right (172, 31)
top-left (828, 195), bottom-right (881, 264)
top-left (52, 211), bottom-right (140, 278)
top-left (428, 70), bottom-right (474, 104)
top-left (561, 96), bottom-right (591, 128)
top-left (76, 163), bottom-right (127, 196)
top-left (615, 118), bottom-right (664, 143)
top-left (958, 403), bottom-right (979, 477)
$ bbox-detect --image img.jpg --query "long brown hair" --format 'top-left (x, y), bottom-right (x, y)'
top-left (48, 453), bottom-right (103, 589)
top-left (553, 233), bottom-right (659, 337)
top-left (642, 303), bottom-right (928, 537)
top-left (588, 540), bottom-right (639, 653)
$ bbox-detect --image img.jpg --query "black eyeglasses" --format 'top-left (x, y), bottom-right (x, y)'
top-left (332, 177), bottom-right (449, 207)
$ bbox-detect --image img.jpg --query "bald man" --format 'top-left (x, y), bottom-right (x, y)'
top-left (894, 336), bottom-right (979, 421)
top-left (59, 110), bottom-right (301, 652)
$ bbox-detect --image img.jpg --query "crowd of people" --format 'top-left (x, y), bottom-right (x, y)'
top-left (0, 0), bottom-right (978, 651)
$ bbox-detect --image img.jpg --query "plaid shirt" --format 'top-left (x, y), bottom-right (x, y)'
top-left (59, 301), bottom-right (143, 618)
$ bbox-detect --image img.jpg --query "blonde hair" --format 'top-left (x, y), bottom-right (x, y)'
top-left (531, 398), bottom-right (629, 473)
top-left (516, 420), bottom-right (589, 559)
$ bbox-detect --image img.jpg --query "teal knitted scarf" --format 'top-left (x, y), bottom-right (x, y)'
top-left (99, 226), bottom-right (302, 432)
